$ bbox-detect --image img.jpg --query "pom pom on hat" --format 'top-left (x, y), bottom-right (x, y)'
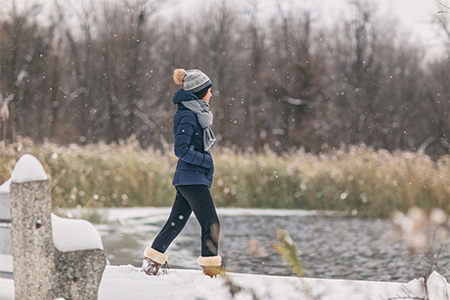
top-left (173, 68), bottom-right (187, 86)
top-left (173, 68), bottom-right (212, 97)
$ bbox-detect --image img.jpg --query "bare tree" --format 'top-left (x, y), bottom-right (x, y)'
top-left (1, 2), bottom-right (61, 143)
top-left (192, 0), bottom-right (242, 146)
top-left (261, 5), bottom-right (327, 152)
top-left (0, 0), bottom-right (447, 156)
top-left (241, 1), bottom-right (267, 149)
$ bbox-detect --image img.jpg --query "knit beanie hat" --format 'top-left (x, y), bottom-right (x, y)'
top-left (173, 69), bottom-right (212, 97)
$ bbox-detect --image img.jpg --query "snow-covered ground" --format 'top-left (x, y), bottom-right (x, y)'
top-left (97, 266), bottom-right (447, 300)
top-left (1, 265), bottom-right (449, 300)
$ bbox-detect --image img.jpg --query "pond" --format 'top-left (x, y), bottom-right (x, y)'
top-left (90, 207), bottom-right (450, 282)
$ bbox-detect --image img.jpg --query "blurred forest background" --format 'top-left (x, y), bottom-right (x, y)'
top-left (1, 0), bottom-right (449, 157)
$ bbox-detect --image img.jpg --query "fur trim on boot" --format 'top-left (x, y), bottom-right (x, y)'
top-left (198, 255), bottom-right (222, 267)
top-left (198, 255), bottom-right (225, 278)
top-left (144, 247), bottom-right (168, 264)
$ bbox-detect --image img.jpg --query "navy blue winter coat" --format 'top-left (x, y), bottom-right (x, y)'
top-left (171, 89), bottom-right (214, 188)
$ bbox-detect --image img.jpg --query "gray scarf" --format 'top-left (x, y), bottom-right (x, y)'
top-left (181, 100), bottom-right (216, 151)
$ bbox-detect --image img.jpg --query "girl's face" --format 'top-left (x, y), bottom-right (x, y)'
top-left (201, 88), bottom-right (212, 104)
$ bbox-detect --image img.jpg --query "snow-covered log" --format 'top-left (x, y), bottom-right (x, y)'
top-left (9, 154), bottom-right (106, 300)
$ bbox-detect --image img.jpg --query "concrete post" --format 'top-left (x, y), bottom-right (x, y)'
top-left (10, 155), bottom-right (106, 300)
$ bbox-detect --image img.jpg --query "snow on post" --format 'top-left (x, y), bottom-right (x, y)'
top-left (10, 154), bottom-right (47, 183)
top-left (51, 213), bottom-right (104, 252)
top-left (10, 154), bottom-right (106, 300)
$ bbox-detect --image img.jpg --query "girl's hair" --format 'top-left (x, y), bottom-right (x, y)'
top-left (173, 69), bottom-right (187, 86)
top-left (196, 89), bottom-right (209, 100)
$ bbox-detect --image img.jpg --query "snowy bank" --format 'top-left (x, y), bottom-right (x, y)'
top-left (1, 265), bottom-right (449, 300)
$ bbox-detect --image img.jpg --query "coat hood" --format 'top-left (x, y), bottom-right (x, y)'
top-left (172, 89), bottom-right (199, 105)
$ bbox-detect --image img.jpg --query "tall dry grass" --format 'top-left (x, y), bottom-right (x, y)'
top-left (0, 138), bottom-right (176, 208)
top-left (212, 145), bottom-right (449, 217)
top-left (1, 138), bottom-right (448, 217)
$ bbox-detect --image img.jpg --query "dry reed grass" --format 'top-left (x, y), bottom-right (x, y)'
top-left (1, 138), bottom-right (448, 217)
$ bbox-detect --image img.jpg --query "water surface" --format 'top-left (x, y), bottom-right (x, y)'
top-left (94, 208), bottom-right (450, 282)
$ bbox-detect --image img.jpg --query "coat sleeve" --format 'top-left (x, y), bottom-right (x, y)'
top-left (174, 115), bottom-right (213, 169)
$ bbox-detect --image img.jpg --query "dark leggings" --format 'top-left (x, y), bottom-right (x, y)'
top-left (151, 185), bottom-right (220, 257)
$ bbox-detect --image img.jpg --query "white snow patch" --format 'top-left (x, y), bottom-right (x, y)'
top-left (51, 213), bottom-right (103, 251)
top-left (92, 206), bottom-right (342, 225)
top-left (427, 271), bottom-right (450, 300)
top-left (10, 154), bottom-right (47, 183)
top-left (0, 254), bottom-right (13, 273)
top-left (0, 179), bottom-right (10, 193)
top-left (0, 180), bottom-right (11, 220)
top-left (0, 278), bottom-right (14, 300)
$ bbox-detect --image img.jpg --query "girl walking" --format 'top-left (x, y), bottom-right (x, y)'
top-left (141, 68), bottom-right (223, 278)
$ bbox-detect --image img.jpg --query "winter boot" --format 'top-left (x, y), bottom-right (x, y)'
top-left (198, 255), bottom-right (225, 278)
top-left (141, 247), bottom-right (168, 276)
